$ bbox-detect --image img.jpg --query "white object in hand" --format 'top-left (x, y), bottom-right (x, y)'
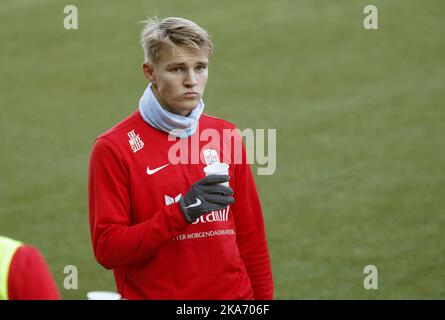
top-left (87, 291), bottom-right (122, 300)
top-left (203, 149), bottom-right (220, 165)
top-left (203, 162), bottom-right (230, 187)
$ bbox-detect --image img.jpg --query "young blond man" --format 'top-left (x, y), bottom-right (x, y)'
top-left (88, 17), bottom-right (273, 299)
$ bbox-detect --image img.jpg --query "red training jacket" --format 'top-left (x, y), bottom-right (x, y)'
top-left (88, 111), bottom-right (273, 299)
top-left (8, 245), bottom-right (60, 300)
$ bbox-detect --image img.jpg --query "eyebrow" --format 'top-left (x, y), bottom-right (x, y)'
top-left (166, 61), bottom-right (208, 68)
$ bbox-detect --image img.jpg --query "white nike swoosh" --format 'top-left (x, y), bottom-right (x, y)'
top-left (146, 163), bottom-right (170, 175)
top-left (184, 198), bottom-right (202, 209)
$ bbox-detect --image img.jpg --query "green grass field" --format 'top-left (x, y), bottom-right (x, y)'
top-left (1, 0), bottom-right (444, 299)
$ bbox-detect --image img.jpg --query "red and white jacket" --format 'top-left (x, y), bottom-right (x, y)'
top-left (88, 111), bottom-right (273, 299)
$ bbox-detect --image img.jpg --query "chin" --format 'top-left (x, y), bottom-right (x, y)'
top-left (175, 102), bottom-right (200, 114)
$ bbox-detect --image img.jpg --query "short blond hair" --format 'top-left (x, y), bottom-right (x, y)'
top-left (140, 17), bottom-right (213, 64)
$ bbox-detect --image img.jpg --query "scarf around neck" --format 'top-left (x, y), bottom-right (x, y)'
top-left (138, 83), bottom-right (204, 138)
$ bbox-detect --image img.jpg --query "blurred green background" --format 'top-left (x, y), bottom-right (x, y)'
top-left (1, 0), bottom-right (444, 299)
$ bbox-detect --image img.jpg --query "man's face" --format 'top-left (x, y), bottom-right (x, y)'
top-left (143, 45), bottom-right (209, 116)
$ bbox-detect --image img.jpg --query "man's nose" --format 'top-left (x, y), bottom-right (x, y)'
top-left (184, 70), bottom-right (198, 87)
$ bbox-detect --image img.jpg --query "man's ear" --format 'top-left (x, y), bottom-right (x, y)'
top-left (142, 63), bottom-right (156, 84)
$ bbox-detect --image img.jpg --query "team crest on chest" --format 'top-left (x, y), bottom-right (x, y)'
top-left (127, 130), bottom-right (144, 153)
top-left (165, 194), bottom-right (182, 206)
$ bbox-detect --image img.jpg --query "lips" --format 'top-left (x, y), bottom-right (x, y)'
top-left (184, 92), bottom-right (199, 98)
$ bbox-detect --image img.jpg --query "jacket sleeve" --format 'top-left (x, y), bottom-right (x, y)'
top-left (8, 245), bottom-right (61, 300)
top-left (88, 137), bottom-right (190, 269)
top-left (231, 129), bottom-right (274, 300)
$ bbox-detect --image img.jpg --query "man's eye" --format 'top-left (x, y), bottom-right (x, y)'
top-left (196, 65), bottom-right (207, 71)
top-left (171, 67), bottom-right (182, 73)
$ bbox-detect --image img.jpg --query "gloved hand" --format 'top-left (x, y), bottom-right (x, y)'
top-left (179, 174), bottom-right (235, 223)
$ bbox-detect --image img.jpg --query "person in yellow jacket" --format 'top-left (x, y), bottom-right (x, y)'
top-left (0, 235), bottom-right (60, 300)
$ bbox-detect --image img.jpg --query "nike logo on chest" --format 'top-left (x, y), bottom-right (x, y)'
top-left (146, 163), bottom-right (170, 175)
